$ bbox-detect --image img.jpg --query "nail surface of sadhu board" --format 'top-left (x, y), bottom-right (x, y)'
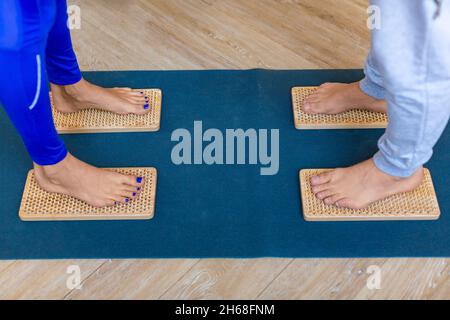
top-left (300, 168), bottom-right (440, 221)
top-left (50, 88), bottom-right (162, 133)
top-left (291, 86), bottom-right (388, 129)
top-left (19, 167), bottom-right (157, 221)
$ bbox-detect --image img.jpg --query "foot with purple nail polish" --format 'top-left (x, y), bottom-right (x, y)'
top-left (51, 78), bottom-right (150, 115)
top-left (33, 153), bottom-right (144, 208)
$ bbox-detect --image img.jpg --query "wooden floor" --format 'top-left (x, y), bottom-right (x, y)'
top-left (1, 0), bottom-right (448, 299)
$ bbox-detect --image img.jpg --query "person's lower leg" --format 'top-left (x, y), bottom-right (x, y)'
top-left (311, 0), bottom-right (450, 209)
top-left (46, 0), bottom-right (148, 114)
top-left (0, 1), bottom-right (145, 207)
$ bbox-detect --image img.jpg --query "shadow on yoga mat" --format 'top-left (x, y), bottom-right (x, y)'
top-left (0, 69), bottom-right (449, 259)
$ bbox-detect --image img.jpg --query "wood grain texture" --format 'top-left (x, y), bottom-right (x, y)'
top-left (258, 259), bottom-right (450, 300)
top-left (160, 259), bottom-right (291, 300)
top-left (0, 260), bottom-right (106, 299)
top-left (65, 260), bottom-right (199, 300)
top-left (1, 0), bottom-right (448, 300)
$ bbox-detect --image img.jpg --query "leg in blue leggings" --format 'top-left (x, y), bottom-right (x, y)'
top-left (46, 0), bottom-right (149, 115)
top-left (309, 0), bottom-right (449, 209)
top-left (46, 0), bottom-right (82, 86)
top-left (0, 0), bottom-right (67, 165)
top-left (0, 0), bottom-right (144, 207)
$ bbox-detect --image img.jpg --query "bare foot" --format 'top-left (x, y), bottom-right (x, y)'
top-left (34, 153), bottom-right (144, 207)
top-left (303, 82), bottom-right (387, 114)
top-left (50, 78), bottom-right (149, 115)
top-left (310, 159), bottom-right (423, 210)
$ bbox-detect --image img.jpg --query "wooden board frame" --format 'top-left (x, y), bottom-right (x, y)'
top-left (299, 168), bottom-right (440, 221)
top-left (291, 86), bottom-right (388, 129)
top-left (51, 89), bottom-right (162, 133)
top-left (19, 167), bottom-right (157, 221)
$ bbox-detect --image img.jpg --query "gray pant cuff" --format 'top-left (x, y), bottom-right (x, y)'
top-left (359, 77), bottom-right (385, 100)
top-left (373, 151), bottom-right (419, 178)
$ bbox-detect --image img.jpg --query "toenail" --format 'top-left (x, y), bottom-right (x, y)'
top-left (125, 198), bottom-right (129, 203)
top-left (144, 104), bottom-right (149, 109)
top-left (133, 192), bottom-right (136, 197)
top-left (137, 187), bottom-right (141, 191)
top-left (136, 177), bottom-right (143, 183)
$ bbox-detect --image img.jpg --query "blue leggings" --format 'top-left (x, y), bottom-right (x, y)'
top-left (0, 0), bottom-right (81, 165)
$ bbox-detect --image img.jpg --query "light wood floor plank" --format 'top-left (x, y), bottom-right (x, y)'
top-left (65, 259), bottom-right (199, 300)
top-left (0, 260), bottom-right (105, 299)
top-left (160, 259), bottom-right (292, 299)
top-left (258, 259), bottom-right (449, 299)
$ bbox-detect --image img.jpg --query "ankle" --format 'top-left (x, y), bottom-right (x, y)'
top-left (59, 79), bottom-right (90, 100)
top-left (34, 154), bottom-right (72, 182)
top-left (374, 161), bottom-right (423, 185)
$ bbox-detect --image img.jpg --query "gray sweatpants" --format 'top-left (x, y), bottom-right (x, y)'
top-left (360, 0), bottom-right (450, 177)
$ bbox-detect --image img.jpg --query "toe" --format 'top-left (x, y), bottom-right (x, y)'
top-left (125, 96), bottom-right (147, 104)
top-left (129, 105), bottom-right (150, 115)
top-left (311, 171), bottom-right (333, 186)
top-left (306, 93), bottom-right (320, 100)
top-left (336, 198), bottom-right (365, 210)
top-left (111, 195), bottom-right (127, 204)
top-left (303, 101), bottom-right (317, 114)
top-left (316, 189), bottom-right (335, 200)
top-left (323, 194), bottom-right (345, 206)
top-left (122, 174), bottom-right (144, 187)
top-left (118, 190), bottom-right (136, 199)
top-left (130, 90), bottom-right (147, 96)
top-left (133, 96), bottom-right (148, 104)
top-left (118, 196), bottom-right (131, 204)
top-left (123, 185), bottom-right (140, 193)
top-left (311, 183), bottom-right (331, 194)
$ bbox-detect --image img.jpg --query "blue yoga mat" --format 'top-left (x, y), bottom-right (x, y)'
top-left (0, 69), bottom-right (449, 259)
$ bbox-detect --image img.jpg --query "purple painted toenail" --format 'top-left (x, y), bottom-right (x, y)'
top-left (144, 104), bottom-right (149, 109)
top-left (137, 177), bottom-right (143, 183)
top-left (125, 198), bottom-right (129, 203)
top-left (133, 192), bottom-right (136, 197)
